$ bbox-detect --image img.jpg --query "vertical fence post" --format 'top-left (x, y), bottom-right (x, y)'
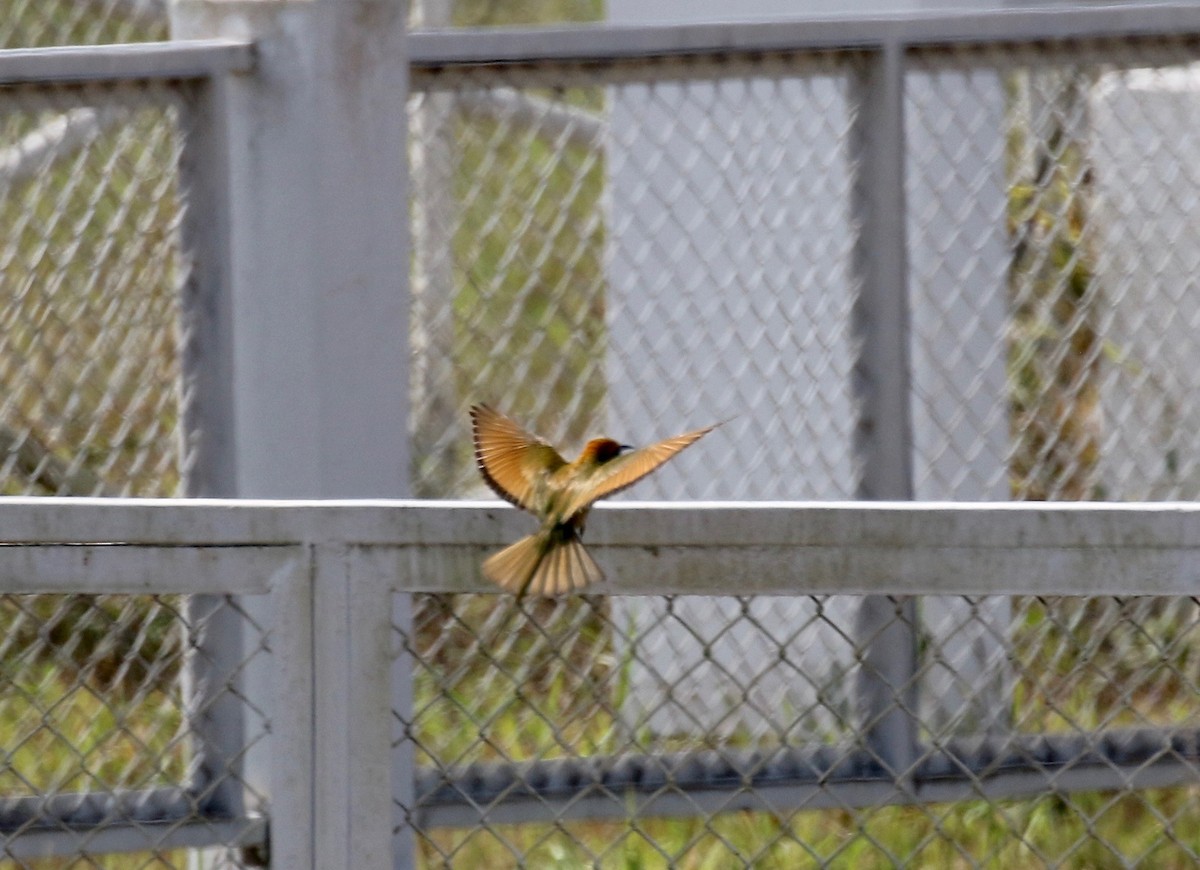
top-left (174, 68), bottom-right (256, 862)
top-left (170, 0), bottom-right (412, 867)
top-left (176, 54), bottom-right (321, 870)
top-left (849, 39), bottom-right (920, 780)
top-left (313, 544), bottom-right (396, 870)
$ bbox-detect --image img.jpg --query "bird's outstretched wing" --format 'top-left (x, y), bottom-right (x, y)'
top-left (560, 423), bottom-right (717, 519)
top-left (471, 404), bottom-right (566, 513)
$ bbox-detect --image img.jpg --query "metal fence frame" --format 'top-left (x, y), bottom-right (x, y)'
top-left (0, 37), bottom-right (269, 863)
top-left (2, 496), bottom-right (1200, 868)
top-left (8, 2), bottom-right (1200, 866)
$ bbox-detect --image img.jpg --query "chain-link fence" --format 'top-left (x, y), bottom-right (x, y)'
top-left (0, 81), bottom-right (185, 501)
top-left (403, 21), bottom-right (1200, 868)
top-left (0, 45), bottom-right (271, 866)
top-left (400, 591), bottom-right (1200, 867)
top-left (408, 32), bottom-right (1200, 502)
top-left (7, 5), bottom-right (1200, 868)
top-left (0, 0), bottom-right (166, 49)
top-left (0, 591), bottom-right (270, 868)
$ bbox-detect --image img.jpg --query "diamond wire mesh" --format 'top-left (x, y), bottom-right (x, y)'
top-left (904, 37), bottom-right (1200, 865)
top-left (404, 38), bottom-right (1200, 868)
top-left (0, 594), bottom-right (270, 869)
top-left (0, 0), bottom-right (167, 49)
top-left (398, 592), bottom-right (1200, 868)
top-left (409, 54), bottom-right (859, 501)
top-left (0, 83), bottom-right (185, 500)
top-left (0, 81), bottom-right (264, 866)
top-left (906, 38), bottom-right (1200, 505)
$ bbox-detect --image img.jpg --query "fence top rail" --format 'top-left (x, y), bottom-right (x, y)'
top-left (0, 498), bottom-right (1198, 596)
top-left (0, 39), bottom-right (255, 86)
top-left (409, 3), bottom-right (1200, 69)
top-left (2, 495), bottom-right (1200, 542)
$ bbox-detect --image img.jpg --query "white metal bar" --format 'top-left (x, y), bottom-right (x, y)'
top-left (0, 544), bottom-right (292, 594)
top-left (177, 73), bottom-right (239, 499)
top-left (312, 546), bottom-right (394, 870)
top-left (391, 589), bottom-right (417, 870)
top-left (409, 4), bottom-right (1200, 68)
top-left (849, 37), bottom-right (919, 782)
top-left (0, 496), bottom-right (1199, 542)
top-left (0, 40), bottom-right (254, 85)
top-left (173, 58), bottom-right (263, 863)
top-left (266, 546), bottom-right (316, 870)
top-left (169, 2), bottom-right (411, 502)
top-left (4, 498), bottom-right (1200, 592)
top-left (851, 42), bottom-right (913, 503)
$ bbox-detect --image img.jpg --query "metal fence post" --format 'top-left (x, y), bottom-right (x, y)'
top-left (174, 62), bottom-right (257, 863)
top-left (171, 0), bottom-right (412, 866)
top-left (905, 48), bottom-right (1015, 736)
top-left (313, 544), bottom-right (396, 870)
top-left (849, 39), bottom-right (920, 779)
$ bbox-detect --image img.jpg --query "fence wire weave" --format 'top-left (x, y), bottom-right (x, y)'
top-left (0, 77), bottom-right (267, 866)
top-left (409, 54), bottom-right (860, 502)
top-left (0, 0), bottom-right (166, 49)
top-left (0, 593), bottom-right (269, 869)
top-left (905, 39), bottom-right (1200, 504)
top-left (0, 82), bottom-right (186, 500)
top-left (405, 34), bottom-right (1200, 868)
top-left (6, 10), bottom-right (1200, 869)
top-left (398, 593), bottom-right (1200, 868)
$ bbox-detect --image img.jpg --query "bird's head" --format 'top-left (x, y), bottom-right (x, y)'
top-left (579, 438), bottom-right (632, 466)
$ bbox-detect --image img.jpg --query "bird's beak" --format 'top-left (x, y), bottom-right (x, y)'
top-left (618, 444), bottom-right (635, 454)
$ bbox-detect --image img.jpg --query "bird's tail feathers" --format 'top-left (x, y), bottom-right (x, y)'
top-left (482, 528), bottom-right (603, 597)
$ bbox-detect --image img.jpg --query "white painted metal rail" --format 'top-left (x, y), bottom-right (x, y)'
top-left (2, 498), bottom-right (1200, 867)
top-left (0, 39), bottom-right (253, 85)
top-left (408, 4), bottom-right (1200, 68)
top-left (6, 497), bottom-right (1200, 595)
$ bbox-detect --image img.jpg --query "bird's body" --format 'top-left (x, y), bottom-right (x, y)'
top-left (471, 405), bottom-right (716, 597)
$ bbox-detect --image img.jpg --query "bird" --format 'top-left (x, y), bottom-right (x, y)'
top-left (470, 404), bottom-right (718, 597)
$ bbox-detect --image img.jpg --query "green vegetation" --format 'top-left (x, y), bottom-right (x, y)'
top-left (451, 0), bottom-right (601, 27)
top-left (0, 1), bottom-right (165, 50)
top-left (0, 98), bottom-right (183, 499)
top-left (418, 789), bottom-right (1200, 868)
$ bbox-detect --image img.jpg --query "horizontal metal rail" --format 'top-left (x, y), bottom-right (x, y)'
top-left (0, 543), bottom-right (296, 595)
top-left (4, 498), bottom-right (1200, 596)
top-left (415, 727), bottom-right (1200, 827)
top-left (1, 788), bottom-right (210, 834)
top-left (0, 39), bottom-right (254, 86)
top-left (409, 3), bottom-right (1200, 68)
